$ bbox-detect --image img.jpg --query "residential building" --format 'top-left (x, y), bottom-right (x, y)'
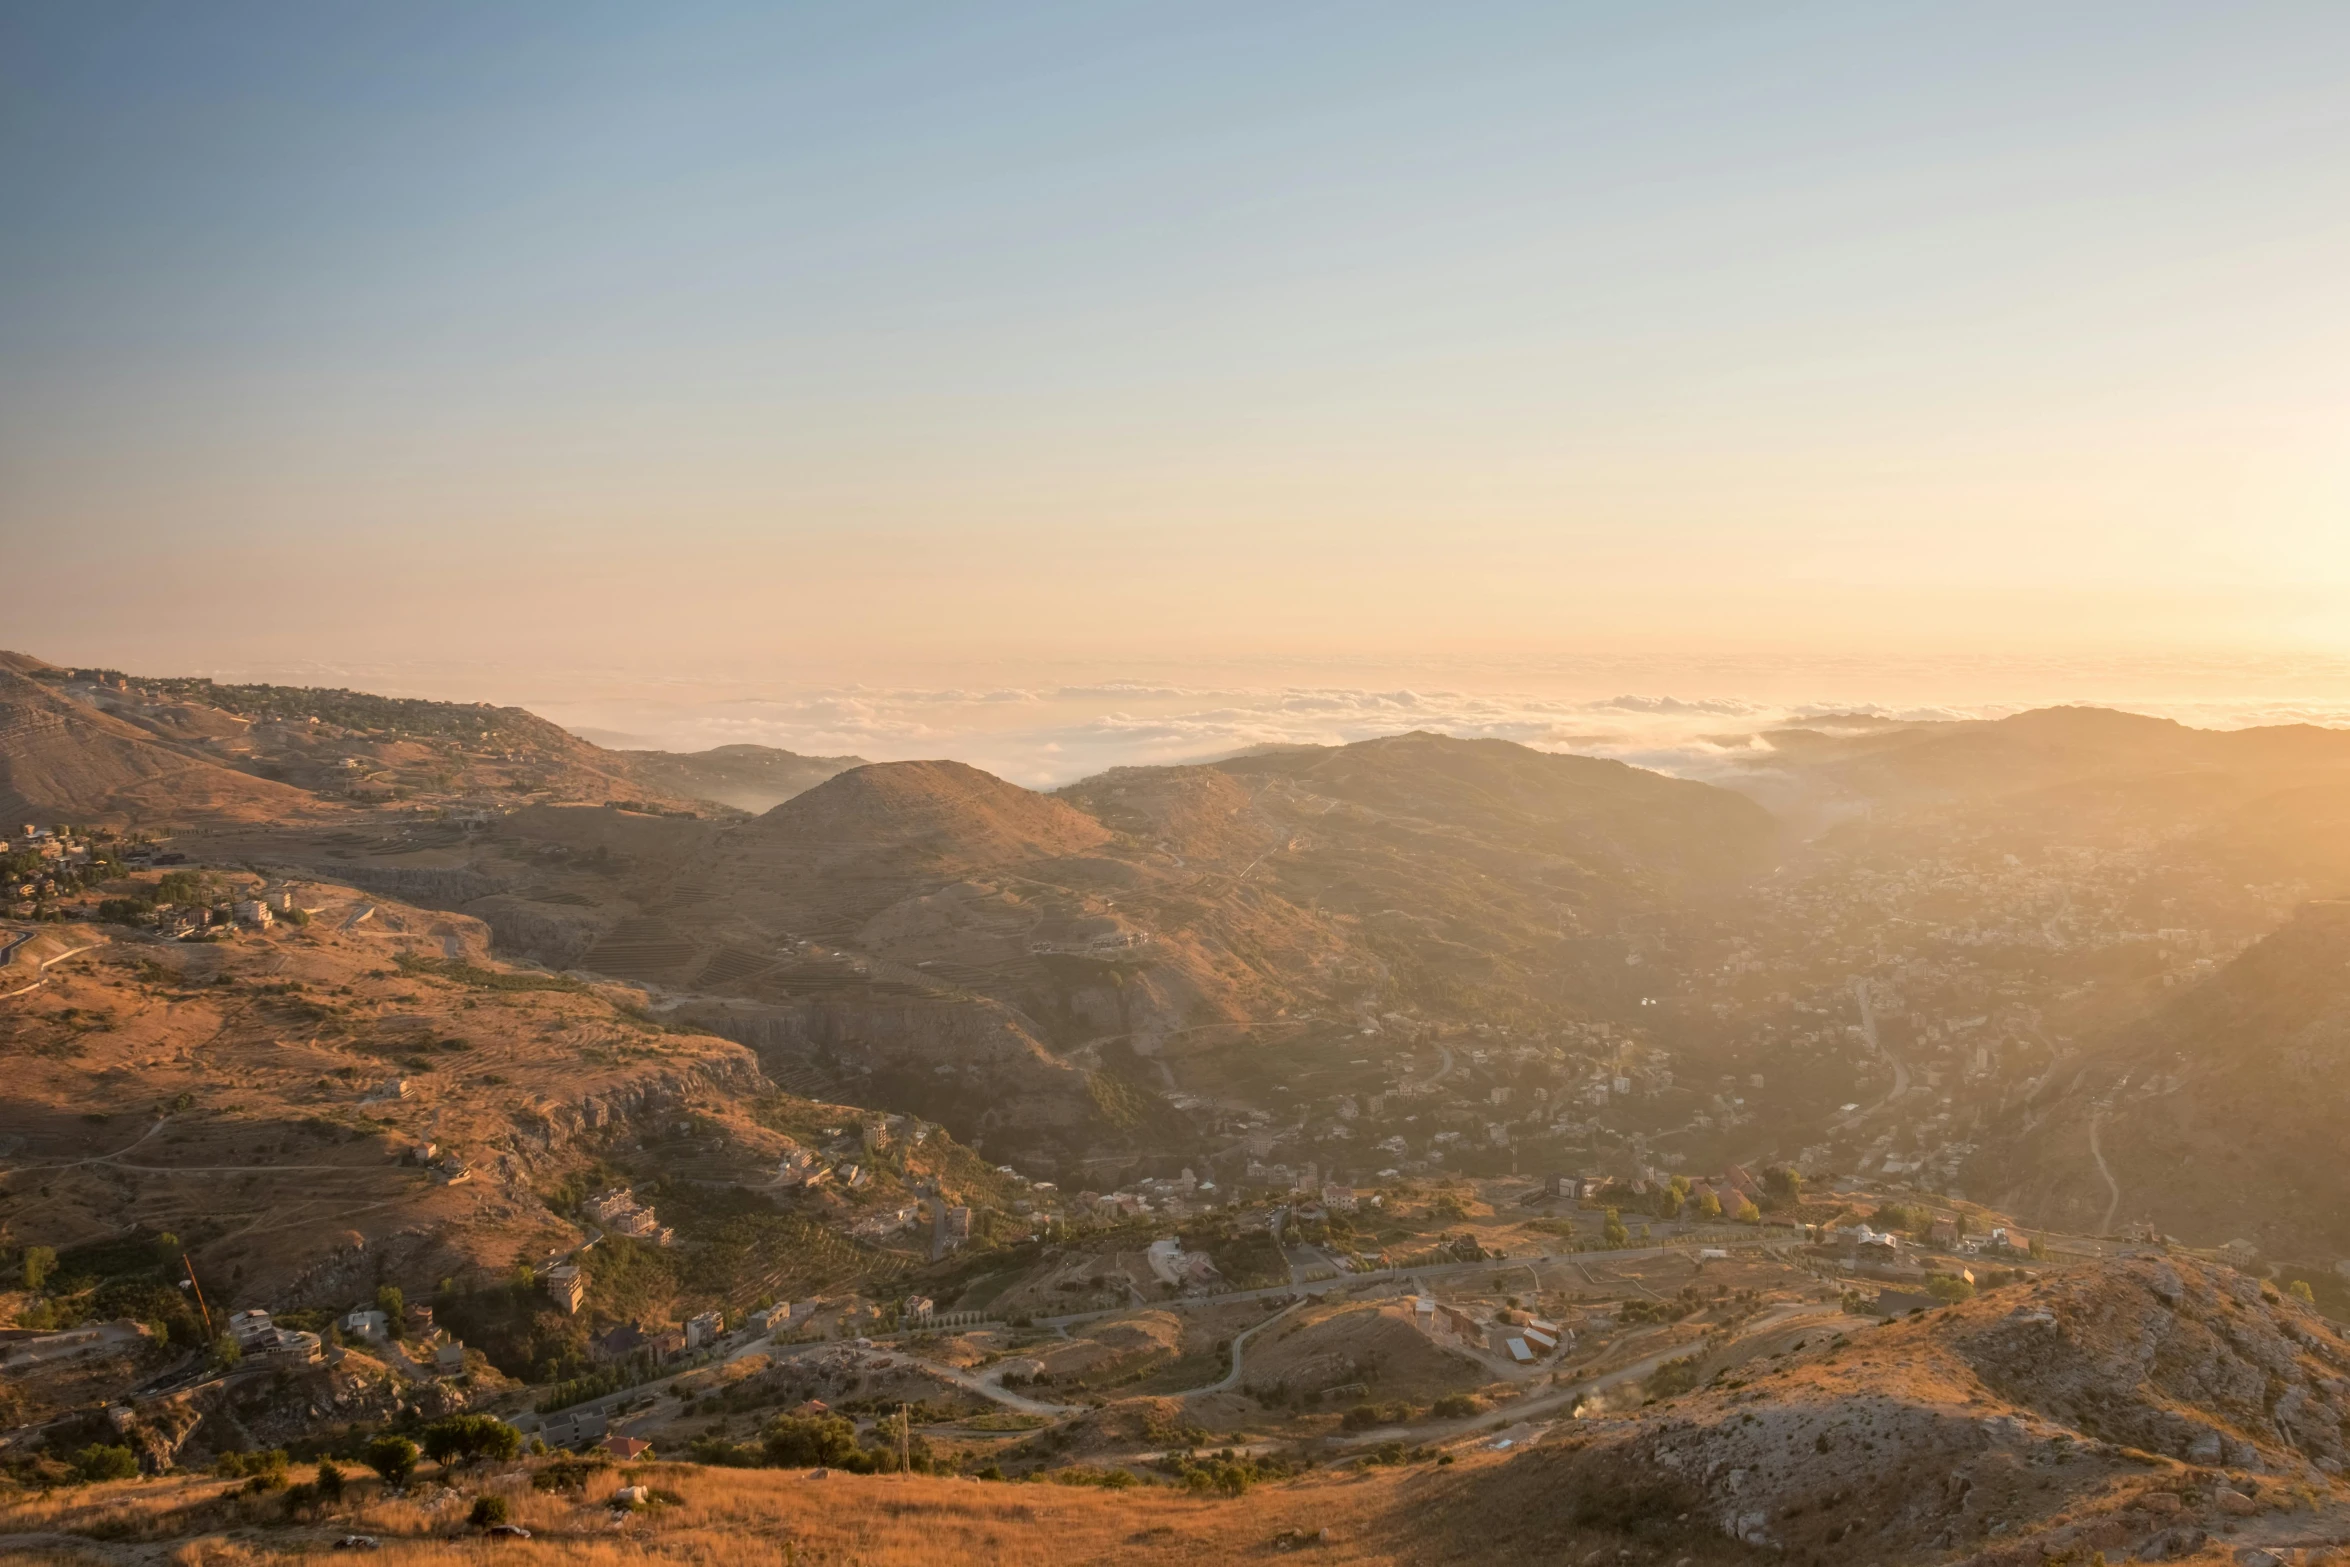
top-left (544, 1264), bottom-right (586, 1315)
top-left (540, 1408), bottom-right (608, 1448)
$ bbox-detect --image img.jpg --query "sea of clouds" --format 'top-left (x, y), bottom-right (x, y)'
top-left (531, 682), bottom-right (2350, 789)
top-left (162, 653), bottom-right (2350, 791)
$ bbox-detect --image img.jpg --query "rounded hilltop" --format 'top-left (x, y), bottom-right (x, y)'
top-left (752, 759), bottom-right (1112, 861)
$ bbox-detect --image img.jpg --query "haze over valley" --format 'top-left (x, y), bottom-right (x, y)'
top-left (9, 4), bottom-right (2350, 1562)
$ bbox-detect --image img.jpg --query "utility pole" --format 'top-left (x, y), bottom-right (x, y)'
top-left (181, 1252), bottom-right (215, 1340)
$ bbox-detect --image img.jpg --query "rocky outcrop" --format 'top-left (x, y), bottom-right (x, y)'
top-left (461, 892), bottom-right (618, 969)
top-left (314, 860), bottom-right (518, 906)
top-left (1433, 1258), bottom-right (2350, 1566)
top-left (498, 1050), bottom-right (767, 1165)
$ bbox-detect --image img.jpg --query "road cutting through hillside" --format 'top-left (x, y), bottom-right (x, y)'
top-left (1332, 1299), bottom-right (1840, 1450)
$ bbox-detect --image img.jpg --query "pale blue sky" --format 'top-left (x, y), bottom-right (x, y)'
top-left (5, 3), bottom-right (2349, 682)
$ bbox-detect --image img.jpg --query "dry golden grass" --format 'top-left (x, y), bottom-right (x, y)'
top-left (0, 1461), bottom-right (1425, 1565)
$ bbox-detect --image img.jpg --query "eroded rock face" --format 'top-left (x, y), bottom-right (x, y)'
top-left (1425, 1258), bottom-right (2350, 1567)
top-left (1955, 1259), bottom-right (2350, 1471)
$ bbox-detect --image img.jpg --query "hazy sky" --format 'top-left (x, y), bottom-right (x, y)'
top-left (6, 2), bottom-right (2349, 694)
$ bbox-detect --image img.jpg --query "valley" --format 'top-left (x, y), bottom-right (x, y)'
top-left (7, 656), bottom-right (2350, 1563)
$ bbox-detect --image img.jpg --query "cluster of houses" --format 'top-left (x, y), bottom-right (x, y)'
top-left (583, 1187), bottom-right (675, 1246)
top-left (3, 824), bottom-right (108, 913)
top-left (334, 1301), bottom-right (471, 1374)
top-left (155, 888), bottom-right (300, 939)
top-left (1076, 1170), bottom-right (1208, 1223)
top-left (1143, 1235), bottom-right (1223, 1293)
top-left (224, 1308), bottom-right (324, 1366)
top-left (1408, 1292), bottom-right (1571, 1365)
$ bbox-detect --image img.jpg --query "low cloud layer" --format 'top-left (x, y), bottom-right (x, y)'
top-left (529, 684), bottom-right (2350, 790)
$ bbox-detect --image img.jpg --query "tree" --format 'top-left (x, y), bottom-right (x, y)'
top-left (2290, 1280), bottom-right (2317, 1305)
top-left (1603, 1208), bottom-right (1630, 1248)
top-left (72, 1444), bottom-right (140, 1483)
top-left (154, 1233), bottom-right (182, 1267)
top-left (212, 1332), bottom-right (242, 1369)
top-left (1764, 1167), bottom-right (1804, 1204)
top-left (1695, 1191), bottom-right (1722, 1221)
top-left (364, 1435), bottom-right (419, 1487)
top-left (1732, 1196), bottom-right (1761, 1225)
top-left (315, 1459), bottom-right (346, 1502)
top-left (22, 1246), bottom-right (56, 1291)
top-left (469, 1495), bottom-right (511, 1528)
top-left (1924, 1274), bottom-right (1975, 1303)
top-left (377, 1284), bottom-right (406, 1339)
top-left (421, 1413), bottom-right (522, 1468)
top-left (761, 1413), bottom-right (861, 1469)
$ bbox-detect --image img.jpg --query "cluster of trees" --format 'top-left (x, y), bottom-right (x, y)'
top-left (1340, 1399), bottom-right (1418, 1430)
top-left (10, 1232), bottom-right (204, 1342)
top-left (1620, 1168), bottom-right (1798, 1225)
top-left (684, 1410), bottom-right (933, 1474)
top-left (3, 838), bottom-right (123, 907)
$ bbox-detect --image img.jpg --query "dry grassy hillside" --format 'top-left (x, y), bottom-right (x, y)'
top-left (0, 881), bottom-right (836, 1311)
top-left (0, 670), bottom-right (328, 829)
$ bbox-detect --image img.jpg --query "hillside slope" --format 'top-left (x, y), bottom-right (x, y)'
top-left (8, 1258), bottom-right (2347, 1564)
top-left (1442, 1255), bottom-right (2350, 1564)
top-left (1737, 706), bottom-right (2350, 886)
top-left (1986, 898), bottom-right (2350, 1258)
top-left (614, 742), bottom-right (866, 813)
top-left (0, 669), bottom-right (328, 828)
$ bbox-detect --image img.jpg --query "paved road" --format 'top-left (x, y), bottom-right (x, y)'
top-left (1184, 1296), bottom-right (1303, 1397)
top-left (864, 1349), bottom-right (1075, 1417)
top-left (1833, 976), bottom-right (1909, 1130)
top-left (2088, 1106), bottom-right (2122, 1235)
top-left (0, 1321), bottom-right (151, 1372)
top-left (0, 937), bottom-right (106, 1001)
top-left (1333, 1300), bottom-right (1840, 1450)
top-left (1030, 1237), bottom-right (1794, 1332)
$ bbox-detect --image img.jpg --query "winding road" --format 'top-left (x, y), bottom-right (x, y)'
top-left (2088, 1107), bottom-right (2122, 1236)
top-left (1187, 1296), bottom-right (1303, 1396)
top-left (1833, 976), bottom-right (1909, 1129)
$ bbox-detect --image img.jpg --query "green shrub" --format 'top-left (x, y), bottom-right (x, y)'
top-left (421, 1413), bottom-right (522, 1468)
top-left (532, 1454), bottom-right (611, 1491)
top-left (1430, 1394), bottom-right (1482, 1420)
top-left (72, 1444), bottom-right (139, 1483)
top-left (364, 1434), bottom-right (420, 1486)
top-left (760, 1413), bottom-right (861, 1469)
top-left (1644, 1355), bottom-right (1702, 1399)
top-left (469, 1495), bottom-right (511, 1528)
top-left (218, 1449), bottom-right (290, 1490)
